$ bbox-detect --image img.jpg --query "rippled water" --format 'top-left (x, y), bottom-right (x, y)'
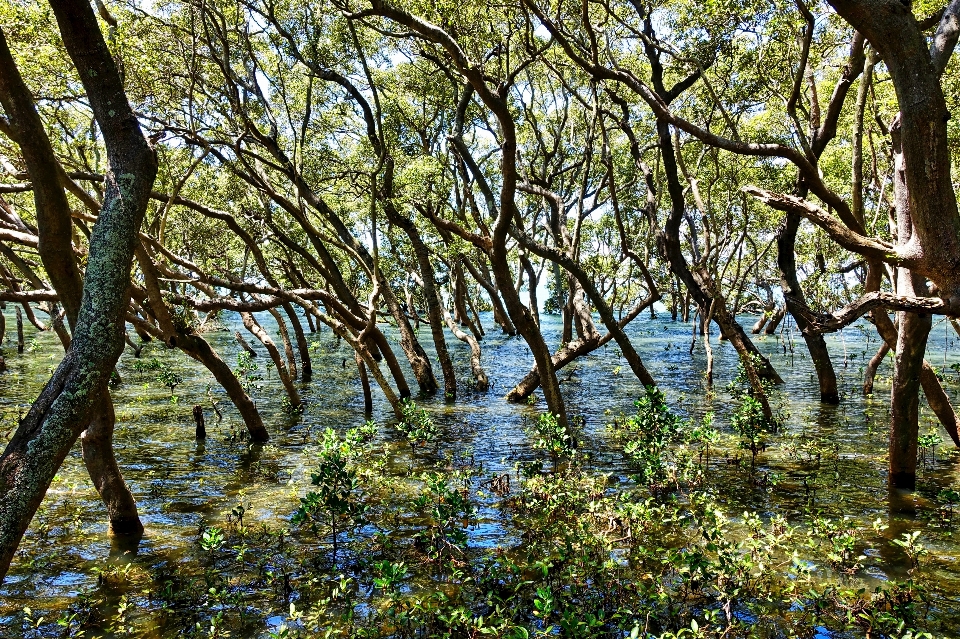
top-left (2, 307), bottom-right (960, 634)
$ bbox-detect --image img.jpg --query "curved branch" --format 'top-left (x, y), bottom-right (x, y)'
top-left (742, 185), bottom-right (902, 264)
top-left (790, 291), bottom-right (955, 333)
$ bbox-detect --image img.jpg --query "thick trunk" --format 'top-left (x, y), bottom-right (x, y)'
top-left (890, 304), bottom-right (930, 489)
top-left (751, 313), bottom-right (768, 334)
top-left (0, 31), bottom-right (144, 538)
top-left (0, 0), bottom-right (157, 581)
top-left (764, 307), bottom-right (785, 335)
top-left (81, 392), bottom-right (142, 535)
top-left (871, 305), bottom-right (960, 448)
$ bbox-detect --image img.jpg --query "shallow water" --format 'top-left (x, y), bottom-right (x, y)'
top-left (2, 307), bottom-right (960, 635)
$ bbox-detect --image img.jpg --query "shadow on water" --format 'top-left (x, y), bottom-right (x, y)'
top-left (1, 308), bottom-right (960, 633)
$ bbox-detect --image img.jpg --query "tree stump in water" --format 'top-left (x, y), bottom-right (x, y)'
top-left (193, 404), bottom-right (206, 439)
top-left (0, 356), bottom-right (5, 372)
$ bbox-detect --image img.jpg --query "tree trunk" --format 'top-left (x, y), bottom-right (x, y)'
top-left (267, 307), bottom-right (298, 380)
top-left (778, 211), bottom-right (840, 403)
top-left (0, 0), bottom-right (158, 581)
top-left (764, 307), bottom-right (785, 335)
top-left (193, 404), bottom-right (206, 439)
top-left (391, 211), bottom-right (456, 398)
top-left (179, 333), bottom-right (269, 441)
top-left (863, 341), bottom-right (889, 394)
top-left (356, 352), bottom-right (373, 414)
top-left (382, 282), bottom-right (438, 394)
top-left (462, 256), bottom-right (516, 335)
top-left (15, 306), bottom-right (23, 354)
top-left (241, 312), bottom-right (301, 409)
top-left (889, 302), bottom-right (930, 490)
top-left (283, 302), bottom-right (312, 382)
top-left (81, 392), bottom-right (143, 534)
top-left (442, 302), bottom-right (488, 391)
top-left (235, 330), bottom-right (258, 358)
top-left (656, 119), bottom-right (782, 384)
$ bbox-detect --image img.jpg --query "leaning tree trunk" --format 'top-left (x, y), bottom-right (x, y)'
top-left (283, 302), bottom-right (312, 382)
top-left (391, 210), bottom-right (457, 398)
top-left (0, 0), bottom-right (158, 581)
top-left (179, 333), bottom-right (270, 441)
top-left (442, 302), bottom-right (489, 391)
top-left (241, 312), bottom-right (301, 410)
top-left (0, 18), bottom-right (145, 544)
top-left (656, 119), bottom-right (782, 384)
top-left (81, 392), bottom-right (142, 534)
top-left (777, 211), bottom-right (840, 402)
top-left (267, 306), bottom-right (298, 380)
top-left (863, 341), bottom-right (889, 394)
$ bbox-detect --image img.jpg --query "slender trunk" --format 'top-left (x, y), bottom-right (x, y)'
top-left (453, 262), bottom-right (482, 342)
top-left (235, 330), bottom-right (258, 358)
top-left (283, 302), bottom-right (312, 382)
top-left (704, 300), bottom-right (716, 388)
top-left (863, 341), bottom-right (889, 394)
top-left (657, 119), bottom-right (781, 384)
top-left (15, 306), bottom-right (23, 354)
top-left (442, 302), bottom-right (488, 391)
top-left (180, 333), bottom-right (269, 441)
top-left (777, 211), bottom-right (840, 402)
top-left (356, 352), bottom-right (372, 415)
top-left (462, 256), bottom-right (516, 335)
top-left (491, 245), bottom-right (567, 425)
top-left (382, 283), bottom-right (438, 394)
top-left (393, 213), bottom-right (456, 398)
top-left (520, 251), bottom-right (540, 327)
top-left (507, 297), bottom-right (652, 400)
top-left (193, 405), bottom-right (206, 439)
top-left (267, 307), bottom-right (297, 380)
top-left (241, 312), bottom-right (301, 409)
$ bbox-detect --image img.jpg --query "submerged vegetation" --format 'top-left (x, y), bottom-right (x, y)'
top-left (2, 0), bottom-right (960, 635)
top-left (3, 319), bottom-right (960, 637)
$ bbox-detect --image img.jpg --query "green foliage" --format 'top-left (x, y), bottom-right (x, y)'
top-left (155, 366), bottom-right (184, 396)
top-left (233, 350), bottom-right (260, 393)
top-left (397, 398), bottom-right (438, 449)
top-left (292, 428), bottom-right (366, 557)
top-left (529, 412), bottom-right (574, 472)
top-left (730, 395), bottom-right (778, 463)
